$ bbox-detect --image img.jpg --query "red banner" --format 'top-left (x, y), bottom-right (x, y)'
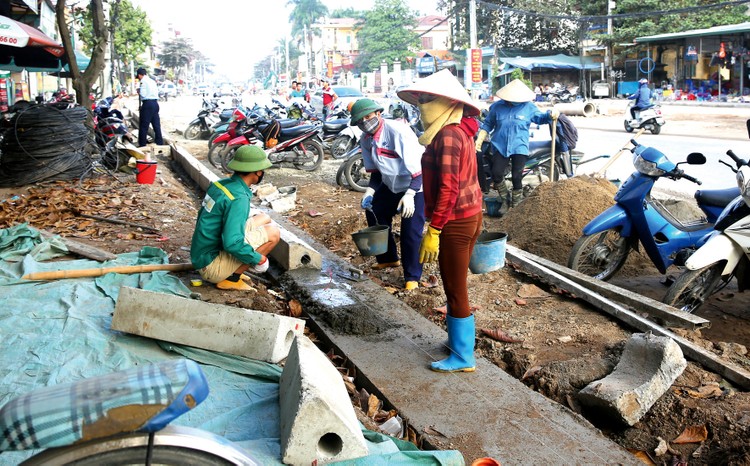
top-left (470, 48), bottom-right (482, 84)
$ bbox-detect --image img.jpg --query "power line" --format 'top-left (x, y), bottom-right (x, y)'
top-left (475, 0), bottom-right (750, 22)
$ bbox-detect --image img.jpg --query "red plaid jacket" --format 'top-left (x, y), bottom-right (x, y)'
top-left (422, 117), bottom-right (482, 230)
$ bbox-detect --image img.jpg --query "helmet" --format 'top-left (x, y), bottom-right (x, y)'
top-left (639, 78), bottom-right (648, 84)
top-left (227, 145), bottom-right (272, 172)
top-left (391, 105), bottom-right (405, 119)
top-left (349, 98), bottom-right (383, 126)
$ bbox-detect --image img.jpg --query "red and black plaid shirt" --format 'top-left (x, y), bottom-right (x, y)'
top-left (422, 117), bottom-right (482, 230)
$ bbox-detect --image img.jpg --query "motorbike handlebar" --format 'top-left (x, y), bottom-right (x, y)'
top-left (726, 150), bottom-right (748, 168)
top-left (681, 172), bottom-right (701, 185)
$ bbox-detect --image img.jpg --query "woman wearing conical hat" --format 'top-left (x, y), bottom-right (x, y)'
top-left (398, 69), bottom-right (484, 373)
top-left (475, 79), bottom-right (559, 214)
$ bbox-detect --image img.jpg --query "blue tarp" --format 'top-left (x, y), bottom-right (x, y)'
top-left (499, 54), bottom-right (600, 71)
top-left (0, 224), bottom-right (462, 465)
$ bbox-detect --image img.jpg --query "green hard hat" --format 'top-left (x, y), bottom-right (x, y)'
top-left (227, 145), bottom-right (272, 172)
top-left (349, 98), bottom-right (383, 126)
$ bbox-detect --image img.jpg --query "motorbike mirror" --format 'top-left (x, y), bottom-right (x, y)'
top-left (686, 152), bottom-right (706, 165)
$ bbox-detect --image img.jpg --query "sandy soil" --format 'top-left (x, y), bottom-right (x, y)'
top-left (2, 109), bottom-right (750, 464)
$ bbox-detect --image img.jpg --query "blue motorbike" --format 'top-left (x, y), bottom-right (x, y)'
top-left (568, 140), bottom-right (740, 281)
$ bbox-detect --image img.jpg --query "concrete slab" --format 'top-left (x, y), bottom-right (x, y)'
top-left (112, 287), bottom-right (305, 363)
top-left (279, 335), bottom-right (368, 465)
top-left (578, 333), bottom-right (687, 426)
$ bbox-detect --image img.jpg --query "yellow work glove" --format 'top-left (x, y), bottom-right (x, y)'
top-left (475, 129), bottom-right (488, 153)
top-left (419, 225), bottom-right (441, 263)
top-left (549, 108), bottom-right (560, 120)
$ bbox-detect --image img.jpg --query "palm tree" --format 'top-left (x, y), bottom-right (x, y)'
top-left (287, 0), bottom-right (328, 77)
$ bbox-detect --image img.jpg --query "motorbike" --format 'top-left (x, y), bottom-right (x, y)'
top-left (624, 102), bottom-right (665, 135)
top-left (318, 109), bottom-right (363, 159)
top-left (547, 84), bottom-right (578, 104)
top-left (662, 145), bottom-right (750, 313)
top-left (93, 97), bottom-right (141, 170)
top-left (184, 99), bottom-right (220, 140)
top-left (0, 359), bottom-right (260, 464)
top-left (220, 118), bottom-right (324, 172)
top-left (568, 140), bottom-right (740, 281)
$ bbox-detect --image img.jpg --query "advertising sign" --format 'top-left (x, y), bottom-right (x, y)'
top-left (470, 48), bottom-right (482, 87)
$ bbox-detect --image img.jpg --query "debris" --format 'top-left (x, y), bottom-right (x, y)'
top-left (422, 425), bottom-right (445, 437)
top-left (367, 394), bottom-right (381, 417)
top-left (289, 299), bottom-right (303, 318)
top-left (557, 336), bottom-right (573, 343)
top-left (308, 209), bottom-right (326, 217)
top-left (672, 424), bottom-right (708, 444)
top-left (480, 328), bottom-right (524, 343)
top-left (627, 449), bottom-right (656, 465)
top-left (380, 416), bottom-right (404, 437)
top-left (654, 437), bottom-right (669, 456)
top-left (521, 365), bottom-right (542, 380)
top-left (517, 283), bottom-right (549, 298)
top-left (420, 274), bottom-right (440, 288)
top-left (675, 382), bottom-right (724, 399)
top-left (514, 297), bottom-right (527, 306)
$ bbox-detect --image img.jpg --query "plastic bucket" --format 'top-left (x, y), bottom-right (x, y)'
top-left (351, 225), bottom-right (389, 256)
top-left (484, 196), bottom-right (502, 217)
top-left (135, 161), bottom-right (157, 184)
top-left (469, 232), bottom-right (508, 274)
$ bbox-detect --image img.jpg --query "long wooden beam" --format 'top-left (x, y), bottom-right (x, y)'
top-left (504, 244), bottom-right (750, 390)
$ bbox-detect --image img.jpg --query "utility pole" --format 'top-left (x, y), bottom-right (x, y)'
top-left (469, 0), bottom-right (478, 99)
top-left (285, 35), bottom-right (290, 87)
top-left (606, 0), bottom-right (614, 92)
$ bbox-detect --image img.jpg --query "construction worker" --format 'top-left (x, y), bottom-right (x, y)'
top-left (190, 145), bottom-right (280, 291)
top-left (398, 69), bottom-right (484, 372)
top-left (351, 98), bottom-right (425, 291)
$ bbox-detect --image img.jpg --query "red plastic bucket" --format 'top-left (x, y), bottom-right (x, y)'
top-left (135, 161), bottom-right (157, 184)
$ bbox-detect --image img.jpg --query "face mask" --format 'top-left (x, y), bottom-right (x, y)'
top-left (358, 116), bottom-right (380, 134)
top-left (256, 171), bottom-right (265, 184)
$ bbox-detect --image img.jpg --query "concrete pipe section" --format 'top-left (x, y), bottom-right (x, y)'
top-left (554, 100), bottom-right (597, 117)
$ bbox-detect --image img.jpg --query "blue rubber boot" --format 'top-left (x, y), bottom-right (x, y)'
top-left (430, 314), bottom-right (476, 373)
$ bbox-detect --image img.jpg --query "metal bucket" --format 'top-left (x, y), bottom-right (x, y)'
top-left (484, 196), bottom-right (503, 217)
top-left (469, 232), bottom-right (508, 274)
top-left (351, 225), bottom-right (389, 256)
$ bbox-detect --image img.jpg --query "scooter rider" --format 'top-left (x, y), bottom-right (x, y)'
top-left (628, 78), bottom-right (652, 121)
top-left (352, 98), bottom-right (426, 291)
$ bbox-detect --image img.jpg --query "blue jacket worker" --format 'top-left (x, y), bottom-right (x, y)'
top-left (475, 79), bottom-right (558, 213)
top-left (628, 78), bottom-right (652, 120)
top-left (352, 98), bottom-right (426, 291)
top-left (191, 145), bottom-right (281, 291)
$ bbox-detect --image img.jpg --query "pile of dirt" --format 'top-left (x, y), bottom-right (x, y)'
top-left (487, 176), bottom-right (658, 276)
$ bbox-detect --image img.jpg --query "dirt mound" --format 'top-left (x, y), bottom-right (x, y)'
top-left (486, 176), bottom-right (658, 276)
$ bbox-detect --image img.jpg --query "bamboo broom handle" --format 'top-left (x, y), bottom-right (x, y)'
top-left (596, 128), bottom-right (646, 177)
top-left (22, 263), bottom-right (194, 280)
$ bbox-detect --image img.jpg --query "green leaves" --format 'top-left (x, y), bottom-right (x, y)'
top-left (355, 0), bottom-right (419, 71)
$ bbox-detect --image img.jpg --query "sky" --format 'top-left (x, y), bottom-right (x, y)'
top-left (130, 0), bottom-right (441, 82)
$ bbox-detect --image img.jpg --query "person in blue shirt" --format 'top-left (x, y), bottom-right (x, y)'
top-left (628, 78), bottom-right (652, 121)
top-left (136, 67), bottom-right (164, 147)
top-left (475, 79), bottom-right (558, 213)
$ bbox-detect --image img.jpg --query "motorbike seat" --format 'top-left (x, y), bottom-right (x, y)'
top-left (695, 187), bottom-right (741, 208)
top-left (323, 119), bottom-right (348, 132)
top-left (528, 140), bottom-right (553, 159)
top-left (0, 359), bottom-right (208, 451)
top-left (281, 124), bottom-right (316, 138)
top-left (277, 118), bottom-right (300, 128)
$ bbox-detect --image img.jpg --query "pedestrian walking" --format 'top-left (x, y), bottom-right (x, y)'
top-left (136, 67), bottom-right (164, 147)
top-left (351, 98), bottom-right (426, 291)
top-left (322, 80), bottom-right (338, 119)
top-left (398, 69), bottom-right (483, 373)
top-left (475, 79), bottom-right (558, 214)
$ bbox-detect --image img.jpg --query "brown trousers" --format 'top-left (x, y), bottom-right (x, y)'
top-left (438, 212), bottom-right (482, 318)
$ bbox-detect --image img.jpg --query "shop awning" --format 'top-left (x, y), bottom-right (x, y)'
top-left (0, 15), bottom-right (65, 71)
top-left (635, 22), bottom-right (750, 44)
top-left (498, 54), bottom-right (600, 71)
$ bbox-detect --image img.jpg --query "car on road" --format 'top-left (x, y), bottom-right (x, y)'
top-left (310, 85), bottom-right (364, 115)
top-left (158, 81), bottom-right (178, 98)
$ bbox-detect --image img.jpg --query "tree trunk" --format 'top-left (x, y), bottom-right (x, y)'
top-left (56, 0), bottom-right (108, 107)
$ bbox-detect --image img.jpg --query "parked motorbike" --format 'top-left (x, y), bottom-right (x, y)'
top-left (318, 109), bottom-right (363, 159)
top-left (93, 97), bottom-right (139, 170)
top-left (568, 140), bottom-right (740, 281)
top-left (0, 359), bottom-right (260, 464)
top-left (220, 118), bottom-right (324, 172)
top-left (547, 84), bottom-right (578, 104)
top-left (624, 102), bottom-right (665, 135)
top-left (662, 146), bottom-right (750, 313)
top-left (184, 99), bottom-right (220, 140)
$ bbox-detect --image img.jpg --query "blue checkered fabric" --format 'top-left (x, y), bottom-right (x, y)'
top-left (0, 359), bottom-right (207, 451)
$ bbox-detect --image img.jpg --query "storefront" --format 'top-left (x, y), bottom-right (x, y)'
top-left (635, 22), bottom-right (750, 100)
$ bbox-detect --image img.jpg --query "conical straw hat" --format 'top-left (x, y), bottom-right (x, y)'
top-left (495, 79), bottom-right (536, 103)
top-left (397, 69), bottom-right (480, 116)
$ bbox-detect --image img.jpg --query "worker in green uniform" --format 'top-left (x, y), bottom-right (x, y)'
top-left (190, 145), bottom-right (280, 291)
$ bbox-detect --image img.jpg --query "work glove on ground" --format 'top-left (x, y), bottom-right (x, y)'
top-left (397, 189), bottom-right (416, 218)
top-left (361, 187), bottom-right (375, 210)
top-left (253, 255), bottom-right (269, 273)
top-left (419, 225), bottom-right (441, 263)
top-left (475, 129), bottom-right (488, 153)
top-left (549, 108), bottom-right (560, 120)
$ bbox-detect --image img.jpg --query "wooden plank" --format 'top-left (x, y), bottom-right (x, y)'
top-left (504, 244), bottom-right (750, 390)
top-left (40, 229), bottom-right (117, 262)
top-left (508, 246), bottom-right (710, 330)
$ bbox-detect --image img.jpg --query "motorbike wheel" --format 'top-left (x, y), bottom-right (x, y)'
top-left (662, 262), bottom-right (725, 313)
top-left (331, 135), bottom-right (355, 159)
top-left (293, 139), bottom-right (324, 171)
top-left (624, 120), bottom-right (634, 133)
top-left (343, 152), bottom-right (369, 193)
top-left (220, 146), bottom-right (238, 173)
top-left (336, 160), bottom-right (350, 187)
top-left (568, 228), bottom-right (631, 281)
top-left (650, 124), bottom-right (662, 135)
top-left (207, 142), bottom-right (227, 168)
top-left (208, 132), bottom-right (222, 148)
top-left (184, 122), bottom-right (203, 140)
